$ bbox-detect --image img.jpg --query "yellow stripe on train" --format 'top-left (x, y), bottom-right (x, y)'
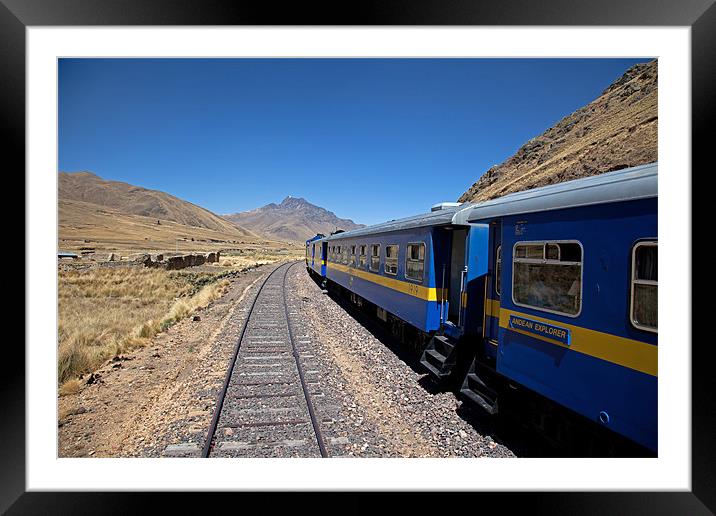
top-left (498, 308), bottom-right (657, 377)
top-left (327, 262), bottom-right (446, 302)
top-left (324, 262), bottom-right (656, 376)
top-left (485, 298), bottom-right (500, 317)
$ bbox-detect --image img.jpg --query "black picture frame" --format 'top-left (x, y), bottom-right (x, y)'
top-left (6, 0), bottom-right (710, 513)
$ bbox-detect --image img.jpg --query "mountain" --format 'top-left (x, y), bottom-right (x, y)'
top-left (224, 196), bottom-right (364, 242)
top-left (459, 59), bottom-right (657, 203)
top-left (59, 171), bottom-right (256, 237)
top-left (59, 198), bottom-right (270, 253)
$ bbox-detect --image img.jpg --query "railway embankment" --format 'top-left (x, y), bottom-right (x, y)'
top-left (58, 262), bottom-right (516, 458)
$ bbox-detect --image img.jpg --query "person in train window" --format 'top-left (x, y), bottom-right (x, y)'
top-left (528, 272), bottom-right (557, 308)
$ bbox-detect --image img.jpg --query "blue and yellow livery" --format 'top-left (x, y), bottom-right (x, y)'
top-left (305, 233), bottom-right (327, 278)
top-left (305, 163), bottom-right (658, 453)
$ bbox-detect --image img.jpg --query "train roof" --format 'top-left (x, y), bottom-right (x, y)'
top-left (321, 162), bottom-right (657, 241)
top-left (464, 161), bottom-right (657, 222)
top-left (322, 202), bottom-right (472, 241)
top-left (306, 234), bottom-right (325, 244)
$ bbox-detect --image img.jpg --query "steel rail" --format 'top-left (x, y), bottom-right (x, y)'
top-left (282, 261), bottom-right (329, 458)
top-left (201, 261), bottom-right (290, 458)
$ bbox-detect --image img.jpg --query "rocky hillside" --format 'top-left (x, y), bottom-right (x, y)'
top-left (224, 196), bottom-right (364, 242)
top-left (459, 59), bottom-right (657, 203)
top-left (59, 171), bottom-right (255, 236)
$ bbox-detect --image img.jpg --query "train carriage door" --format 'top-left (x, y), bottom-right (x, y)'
top-left (446, 224), bottom-right (488, 331)
top-left (463, 224), bottom-right (489, 331)
top-left (484, 222), bottom-right (502, 345)
top-left (447, 228), bottom-right (467, 326)
top-left (311, 243), bottom-right (316, 268)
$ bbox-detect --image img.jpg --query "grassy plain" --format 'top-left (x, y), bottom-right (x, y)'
top-left (57, 267), bottom-right (230, 388)
top-left (57, 174), bottom-right (306, 394)
top-left (57, 195), bottom-right (305, 393)
top-left (57, 243), bottom-right (305, 392)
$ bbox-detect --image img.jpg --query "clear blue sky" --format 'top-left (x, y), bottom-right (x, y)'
top-left (59, 58), bottom-right (650, 225)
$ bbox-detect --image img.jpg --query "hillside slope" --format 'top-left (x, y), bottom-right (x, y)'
top-left (59, 171), bottom-right (256, 237)
top-left (224, 196), bottom-right (364, 242)
top-left (459, 60), bottom-right (657, 203)
top-left (59, 198), bottom-right (273, 253)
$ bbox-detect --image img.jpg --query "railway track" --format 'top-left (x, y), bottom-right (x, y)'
top-left (202, 261), bottom-right (330, 458)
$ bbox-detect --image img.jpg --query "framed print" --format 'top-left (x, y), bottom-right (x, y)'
top-left (7, 0), bottom-right (711, 513)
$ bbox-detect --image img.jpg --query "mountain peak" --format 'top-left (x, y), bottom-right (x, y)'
top-left (280, 195), bottom-right (309, 207)
top-left (224, 197), bottom-right (364, 242)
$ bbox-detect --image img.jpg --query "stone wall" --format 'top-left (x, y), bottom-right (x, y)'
top-left (128, 251), bottom-right (221, 270)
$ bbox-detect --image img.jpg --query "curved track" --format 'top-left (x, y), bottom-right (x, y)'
top-left (202, 261), bottom-right (328, 458)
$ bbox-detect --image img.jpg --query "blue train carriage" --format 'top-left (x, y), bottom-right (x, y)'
top-left (321, 202), bottom-right (480, 349)
top-left (428, 162), bottom-right (657, 453)
top-left (317, 162), bottom-right (656, 453)
top-left (305, 233), bottom-right (327, 279)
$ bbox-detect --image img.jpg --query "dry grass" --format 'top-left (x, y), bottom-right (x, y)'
top-left (58, 378), bottom-right (82, 396)
top-left (212, 248), bottom-right (304, 269)
top-left (58, 267), bottom-right (230, 390)
top-left (216, 255), bottom-right (277, 268)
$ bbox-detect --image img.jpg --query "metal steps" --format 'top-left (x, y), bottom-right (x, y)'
top-left (419, 334), bottom-right (458, 378)
top-left (459, 358), bottom-right (499, 415)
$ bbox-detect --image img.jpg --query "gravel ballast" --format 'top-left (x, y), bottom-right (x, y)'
top-left (286, 264), bottom-right (515, 458)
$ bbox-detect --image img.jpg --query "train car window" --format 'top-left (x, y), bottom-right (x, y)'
top-left (631, 241), bottom-right (657, 332)
top-left (405, 243), bottom-right (425, 282)
top-left (385, 245), bottom-right (399, 276)
top-left (359, 245), bottom-right (367, 268)
top-left (370, 244), bottom-right (380, 272)
top-left (350, 245), bottom-right (356, 267)
top-left (512, 241), bottom-right (583, 317)
top-left (515, 244), bottom-right (544, 259)
top-left (546, 244), bottom-right (560, 260)
top-left (495, 245), bottom-right (502, 296)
